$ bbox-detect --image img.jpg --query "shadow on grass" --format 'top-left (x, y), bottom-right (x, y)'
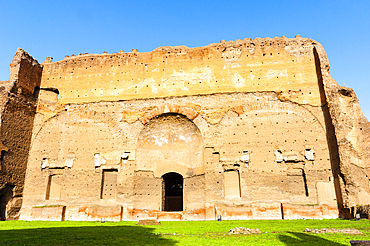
top-left (0, 225), bottom-right (177, 246)
top-left (278, 232), bottom-right (347, 246)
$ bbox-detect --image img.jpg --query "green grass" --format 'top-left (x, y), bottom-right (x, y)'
top-left (0, 219), bottom-right (370, 245)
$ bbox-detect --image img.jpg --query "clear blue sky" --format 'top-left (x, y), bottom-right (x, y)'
top-left (0, 0), bottom-right (369, 119)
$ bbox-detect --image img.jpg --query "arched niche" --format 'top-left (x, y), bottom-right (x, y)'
top-left (136, 113), bottom-right (203, 178)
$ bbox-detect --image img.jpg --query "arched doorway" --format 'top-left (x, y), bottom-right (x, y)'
top-left (0, 185), bottom-right (14, 221)
top-left (135, 113), bottom-right (203, 212)
top-left (162, 172), bottom-right (183, 211)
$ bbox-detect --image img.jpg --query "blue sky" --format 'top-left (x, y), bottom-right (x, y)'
top-left (0, 0), bottom-right (369, 119)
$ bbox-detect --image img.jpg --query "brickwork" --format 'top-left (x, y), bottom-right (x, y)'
top-left (20, 92), bottom-right (339, 220)
top-left (40, 37), bottom-right (321, 106)
top-left (1, 36), bottom-right (369, 221)
top-left (0, 49), bottom-right (42, 220)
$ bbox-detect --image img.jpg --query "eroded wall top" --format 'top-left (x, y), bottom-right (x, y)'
top-left (10, 48), bottom-right (42, 95)
top-left (40, 36), bottom-right (322, 106)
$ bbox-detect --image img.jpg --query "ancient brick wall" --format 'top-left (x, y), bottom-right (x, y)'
top-left (21, 93), bottom-right (338, 220)
top-left (0, 49), bottom-right (42, 220)
top-left (40, 37), bottom-right (321, 106)
top-left (14, 36), bottom-right (370, 221)
top-left (314, 44), bottom-right (370, 212)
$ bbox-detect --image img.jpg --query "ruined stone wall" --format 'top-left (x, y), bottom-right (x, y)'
top-left (40, 37), bottom-right (321, 106)
top-left (314, 44), bottom-right (370, 212)
top-left (17, 36), bottom-right (370, 221)
top-left (21, 93), bottom-right (337, 220)
top-left (0, 49), bottom-right (42, 220)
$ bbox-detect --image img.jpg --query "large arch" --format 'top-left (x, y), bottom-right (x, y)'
top-left (136, 113), bottom-right (203, 178)
top-left (139, 105), bottom-right (199, 125)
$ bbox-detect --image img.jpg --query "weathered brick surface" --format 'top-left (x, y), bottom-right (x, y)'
top-left (1, 36), bottom-right (369, 221)
top-left (0, 49), bottom-right (42, 220)
top-left (39, 37), bottom-right (322, 106)
top-left (282, 204), bottom-right (338, 219)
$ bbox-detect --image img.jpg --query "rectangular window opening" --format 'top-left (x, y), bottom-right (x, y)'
top-left (101, 169), bottom-right (118, 199)
top-left (46, 175), bottom-right (62, 200)
top-left (224, 170), bottom-right (241, 198)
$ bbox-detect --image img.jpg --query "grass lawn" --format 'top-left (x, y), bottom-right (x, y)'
top-left (0, 219), bottom-right (370, 245)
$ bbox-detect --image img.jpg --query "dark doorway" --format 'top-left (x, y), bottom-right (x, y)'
top-left (162, 172), bottom-right (183, 211)
top-left (0, 185), bottom-right (14, 221)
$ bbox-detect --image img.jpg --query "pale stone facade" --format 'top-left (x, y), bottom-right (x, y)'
top-left (0, 36), bottom-right (369, 221)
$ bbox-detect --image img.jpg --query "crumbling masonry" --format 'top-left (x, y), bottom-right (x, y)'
top-left (0, 36), bottom-right (369, 221)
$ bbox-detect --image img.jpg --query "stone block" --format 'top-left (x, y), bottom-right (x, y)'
top-left (65, 205), bottom-right (122, 221)
top-left (282, 204), bottom-right (338, 219)
top-left (28, 206), bottom-right (65, 221)
top-left (156, 212), bottom-right (182, 221)
top-left (215, 203), bottom-right (282, 220)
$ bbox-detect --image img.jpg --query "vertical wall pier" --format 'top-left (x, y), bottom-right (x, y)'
top-left (0, 48), bottom-right (42, 220)
top-left (314, 46), bottom-right (349, 218)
